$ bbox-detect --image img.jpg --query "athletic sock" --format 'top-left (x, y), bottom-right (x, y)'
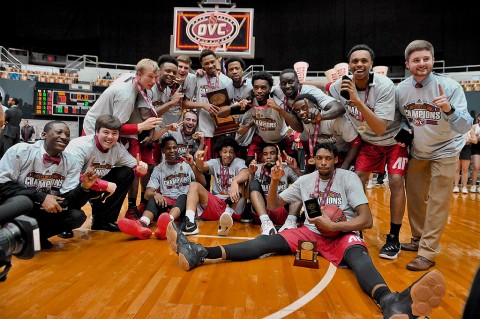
top-left (259, 214), bottom-right (270, 223)
top-left (186, 209), bottom-right (196, 223)
top-left (140, 216), bottom-right (151, 226)
top-left (286, 215), bottom-right (297, 222)
top-left (390, 223), bottom-right (401, 238)
top-left (205, 247), bottom-right (222, 259)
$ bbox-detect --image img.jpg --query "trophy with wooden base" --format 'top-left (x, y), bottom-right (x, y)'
top-left (293, 240), bottom-right (319, 269)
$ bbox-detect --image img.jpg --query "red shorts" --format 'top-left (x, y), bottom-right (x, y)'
top-left (280, 225), bottom-right (367, 267)
top-left (253, 206), bottom-right (288, 225)
top-left (354, 142), bottom-right (408, 175)
top-left (127, 138), bottom-right (161, 165)
top-left (198, 192), bottom-right (242, 221)
top-left (247, 134), bottom-right (296, 160)
top-left (140, 142), bottom-right (161, 165)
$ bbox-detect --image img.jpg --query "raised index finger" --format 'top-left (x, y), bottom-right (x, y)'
top-left (276, 146), bottom-right (282, 165)
top-left (438, 84), bottom-right (444, 96)
top-left (136, 153), bottom-right (141, 165)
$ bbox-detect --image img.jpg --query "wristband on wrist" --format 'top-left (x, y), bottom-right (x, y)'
top-left (444, 106), bottom-right (455, 116)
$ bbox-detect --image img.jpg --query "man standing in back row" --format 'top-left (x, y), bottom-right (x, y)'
top-left (396, 40), bottom-right (473, 271)
top-left (327, 44), bottom-right (408, 261)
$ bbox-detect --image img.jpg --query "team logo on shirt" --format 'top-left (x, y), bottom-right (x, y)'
top-left (163, 173), bottom-right (191, 189)
top-left (345, 101), bottom-right (374, 122)
top-left (315, 133), bottom-right (337, 144)
top-left (254, 117), bottom-right (277, 131)
top-left (93, 163), bottom-right (113, 177)
top-left (309, 190), bottom-right (342, 206)
top-left (261, 178), bottom-right (287, 195)
top-left (24, 172), bottom-right (65, 193)
top-left (403, 101), bottom-right (441, 126)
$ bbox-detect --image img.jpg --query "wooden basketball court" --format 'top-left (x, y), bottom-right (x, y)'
top-left (1, 186), bottom-right (478, 318)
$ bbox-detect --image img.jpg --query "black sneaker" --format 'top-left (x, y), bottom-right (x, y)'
top-left (380, 270), bottom-right (446, 319)
top-left (181, 216), bottom-right (199, 235)
top-left (166, 221), bottom-right (207, 271)
top-left (166, 221), bottom-right (194, 254)
top-left (240, 202), bottom-right (253, 223)
top-left (379, 234), bottom-right (401, 260)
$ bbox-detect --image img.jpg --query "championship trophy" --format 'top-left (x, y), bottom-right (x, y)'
top-left (293, 240), bottom-right (319, 269)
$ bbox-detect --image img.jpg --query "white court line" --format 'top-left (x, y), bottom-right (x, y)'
top-left (193, 234), bottom-right (256, 240)
top-left (262, 263), bottom-right (337, 319)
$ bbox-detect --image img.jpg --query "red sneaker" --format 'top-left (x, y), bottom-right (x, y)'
top-left (118, 218), bottom-right (152, 240)
top-left (154, 213), bottom-right (171, 240)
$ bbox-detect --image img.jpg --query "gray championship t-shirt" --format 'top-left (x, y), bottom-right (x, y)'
top-left (279, 169), bottom-right (368, 235)
top-left (65, 135), bottom-right (136, 177)
top-left (146, 161), bottom-right (195, 198)
top-left (0, 140), bottom-right (81, 196)
top-left (395, 73), bottom-right (473, 160)
top-left (328, 73), bottom-right (404, 146)
top-left (206, 157), bottom-right (247, 199)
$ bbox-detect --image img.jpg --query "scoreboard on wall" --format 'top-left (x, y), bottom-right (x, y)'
top-left (34, 89), bottom-right (101, 116)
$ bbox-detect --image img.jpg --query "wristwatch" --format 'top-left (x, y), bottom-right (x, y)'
top-left (444, 106), bottom-right (455, 116)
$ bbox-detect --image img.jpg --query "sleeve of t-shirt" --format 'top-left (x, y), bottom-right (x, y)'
top-left (279, 177), bottom-right (304, 203)
top-left (285, 165), bottom-right (299, 183)
top-left (114, 144), bottom-right (137, 168)
top-left (146, 165), bottom-right (162, 190)
top-left (305, 85), bottom-right (336, 109)
top-left (60, 156), bottom-right (82, 193)
top-left (184, 76), bottom-right (198, 101)
top-left (344, 172), bottom-right (369, 208)
top-left (207, 159), bottom-right (218, 175)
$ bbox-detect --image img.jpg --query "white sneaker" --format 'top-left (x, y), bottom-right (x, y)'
top-left (462, 186), bottom-right (468, 194)
top-left (470, 185), bottom-right (477, 193)
top-left (218, 212), bottom-right (233, 236)
top-left (453, 186), bottom-right (460, 193)
top-left (278, 220), bottom-right (297, 232)
top-left (261, 220), bottom-right (277, 235)
top-left (366, 180), bottom-right (374, 189)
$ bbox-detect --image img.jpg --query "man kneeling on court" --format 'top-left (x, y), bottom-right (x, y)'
top-left (165, 142), bottom-right (446, 319)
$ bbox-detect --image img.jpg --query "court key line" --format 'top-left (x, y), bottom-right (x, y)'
top-left (263, 263), bottom-right (337, 319)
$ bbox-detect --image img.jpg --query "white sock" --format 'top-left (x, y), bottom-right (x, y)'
top-left (259, 214), bottom-right (270, 223)
top-left (140, 216), bottom-right (151, 226)
top-left (286, 215), bottom-right (297, 222)
top-left (224, 206), bottom-right (235, 215)
top-left (186, 209), bottom-right (196, 223)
